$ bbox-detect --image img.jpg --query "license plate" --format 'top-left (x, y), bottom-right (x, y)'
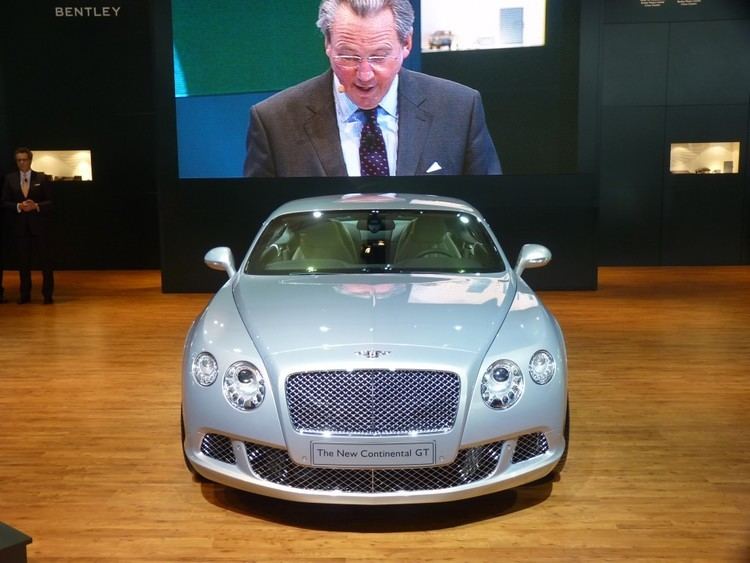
top-left (311, 442), bottom-right (436, 467)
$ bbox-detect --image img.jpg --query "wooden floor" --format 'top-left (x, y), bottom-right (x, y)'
top-left (0, 267), bottom-right (748, 562)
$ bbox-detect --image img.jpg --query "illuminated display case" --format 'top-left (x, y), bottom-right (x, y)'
top-left (31, 149), bottom-right (93, 181)
top-left (669, 141), bottom-right (740, 174)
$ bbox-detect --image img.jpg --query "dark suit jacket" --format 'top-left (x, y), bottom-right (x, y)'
top-left (244, 68), bottom-right (501, 177)
top-left (1, 170), bottom-right (53, 237)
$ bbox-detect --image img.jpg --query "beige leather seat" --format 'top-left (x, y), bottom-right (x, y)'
top-left (294, 220), bottom-right (359, 263)
top-left (393, 216), bottom-right (461, 262)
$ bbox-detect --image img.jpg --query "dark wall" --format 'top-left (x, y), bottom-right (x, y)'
top-left (591, 0), bottom-right (750, 265)
top-left (2, 0), bottom-right (594, 288)
top-left (158, 176), bottom-right (598, 293)
top-left (3, 1), bottom-right (748, 290)
top-left (0, 1), bottom-right (159, 269)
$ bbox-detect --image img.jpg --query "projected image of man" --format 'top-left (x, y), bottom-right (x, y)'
top-left (243, 0), bottom-right (501, 177)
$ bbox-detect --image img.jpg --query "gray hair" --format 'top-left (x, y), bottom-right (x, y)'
top-left (317, 0), bottom-right (414, 45)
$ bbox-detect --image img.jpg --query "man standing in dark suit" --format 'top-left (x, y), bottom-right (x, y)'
top-left (1, 147), bottom-right (54, 304)
top-left (244, 0), bottom-right (501, 177)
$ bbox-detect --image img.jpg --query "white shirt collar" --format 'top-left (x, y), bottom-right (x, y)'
top-left (333, 74), bottom-right (399, 122)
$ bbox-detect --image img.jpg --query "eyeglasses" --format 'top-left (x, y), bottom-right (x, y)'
top-left (333, 54), bottom-right (400, 69)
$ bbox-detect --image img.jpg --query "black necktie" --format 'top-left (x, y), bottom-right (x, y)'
top-left (359, 108), bottom-right (389, 176)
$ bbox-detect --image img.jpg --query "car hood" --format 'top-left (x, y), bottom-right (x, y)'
top-left (231, 273), bottom-right (514, 358)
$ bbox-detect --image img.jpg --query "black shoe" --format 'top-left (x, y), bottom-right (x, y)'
top-left (17, 297), bottom-right (30, 304)
top-left (43, 297), bottom-right (54, 305)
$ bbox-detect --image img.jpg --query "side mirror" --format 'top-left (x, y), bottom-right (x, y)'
top-left (514, 244), bottom-right (551, 277)
top-left (204, 246), bottom-right (236, 278)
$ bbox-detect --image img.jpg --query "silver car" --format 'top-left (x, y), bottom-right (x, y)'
top-left (182, 193), bottom-right (568, 504)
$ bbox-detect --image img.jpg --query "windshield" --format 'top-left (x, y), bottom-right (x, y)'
top-left (244, 209), bottom-right (506, 275)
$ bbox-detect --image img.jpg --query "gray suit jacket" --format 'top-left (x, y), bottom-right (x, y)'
top-left (244, 69), bottom-right (501, 177)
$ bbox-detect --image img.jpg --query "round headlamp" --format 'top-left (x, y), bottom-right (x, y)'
top-left (192, 352), bottom-right (218, 386)
top-left (481, 359), bottom-right (524, 410)
top-left (529, 350), bottom-right (556, 385)
top-left (223, 361), bottom-right (266, 411)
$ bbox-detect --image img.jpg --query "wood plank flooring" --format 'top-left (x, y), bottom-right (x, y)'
top-left (0, 267), bottom-right (748, 562)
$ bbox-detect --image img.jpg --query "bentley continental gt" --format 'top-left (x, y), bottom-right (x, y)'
top-left (182, 193), bottom-right (568, 504)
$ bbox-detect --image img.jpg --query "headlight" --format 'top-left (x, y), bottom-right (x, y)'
top-left (223, 361), bottom-right (266, 411)
top-left (529, 350), bottom-right (556, 385)
top-left (192, 352), bottom-right (218, 386)
top-left (481, 360), bottom-right (524, 410)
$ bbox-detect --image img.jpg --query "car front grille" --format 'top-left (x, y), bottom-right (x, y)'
top-left (285, 369), bottom-right (460, 436)
top-left (245, 441), bottom-right (503, 493)
top-left (198, 432), bottom-right (551, 494)
top-left (200, 433), bottom-right (235, 464)
top-left (512, 432), bottom-right (549, 463)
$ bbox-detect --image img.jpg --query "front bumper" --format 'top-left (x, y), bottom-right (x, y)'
top-left (185, 429), bottom-right (565, 505)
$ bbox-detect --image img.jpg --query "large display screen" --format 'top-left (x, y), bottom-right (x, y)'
top-left (172, 0), bottom-right (555, 179)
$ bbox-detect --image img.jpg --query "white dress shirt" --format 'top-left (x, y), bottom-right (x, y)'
top-left (18, 171), bottom-right (36, 212)
top-left (333, 75), bottom-right (399, 176)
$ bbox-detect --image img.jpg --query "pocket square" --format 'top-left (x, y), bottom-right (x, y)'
top-left (426, 161), bottom-right (442, 173)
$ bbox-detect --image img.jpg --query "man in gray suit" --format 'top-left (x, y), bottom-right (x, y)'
top-left (244, 0), bottom-right (501, 177)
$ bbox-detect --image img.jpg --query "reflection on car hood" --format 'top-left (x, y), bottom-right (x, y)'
top-left (232, 273), bottom-right (514, 357)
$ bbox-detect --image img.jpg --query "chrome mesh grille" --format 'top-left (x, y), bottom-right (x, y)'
top-left (245, 441), bottom-right (503, 493)
top-left (512, 432), bottom-right (549, 463)
top-left (201, 433), bottom-right (236, 464)
top-left (199, 431), bottom-right (550, 493)
top-left (285, 369), bottom-right (460, 436)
